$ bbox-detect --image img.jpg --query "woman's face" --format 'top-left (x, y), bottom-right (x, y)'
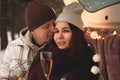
top-left (54, 22), bottom-right (72, 49)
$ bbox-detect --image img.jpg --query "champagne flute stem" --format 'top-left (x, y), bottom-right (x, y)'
top-left (47, 77), bottom-right (49, 80)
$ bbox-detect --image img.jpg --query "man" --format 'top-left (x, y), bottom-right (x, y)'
top-left (0, 1), bottom-right (56, 80)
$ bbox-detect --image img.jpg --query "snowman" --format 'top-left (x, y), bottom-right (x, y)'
top-left (79, 0), bottom-right (120, 80)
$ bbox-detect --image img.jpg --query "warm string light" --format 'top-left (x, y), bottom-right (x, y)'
top-left (86, 29), bottom-right (117, 40)
top-left (102, 38), bottom-right (104, 40)
top-left (112, 31), bottom-right (117, 35)
top-left (87, 44), bottom-right (91, 47)
top-left (97, 35), bottom-right (101, 40)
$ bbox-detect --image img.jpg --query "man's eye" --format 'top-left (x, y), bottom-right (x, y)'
top-left (42, 25), bottom-right (49, 29)
top-left (47, 24), bottom-right (50, 28)
top-left (45, 24), bottom-right (51, 28)
top-left (54, 30), bottom-right (59, 33)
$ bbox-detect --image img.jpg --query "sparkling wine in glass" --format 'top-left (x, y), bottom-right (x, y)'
top-left (40, 51), bottom-right (53, 80)
top-left (10, 70), bottom-right (23, 80)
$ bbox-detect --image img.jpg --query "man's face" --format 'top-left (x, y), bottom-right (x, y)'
top-left (31, 19), bottom-right (55, 46)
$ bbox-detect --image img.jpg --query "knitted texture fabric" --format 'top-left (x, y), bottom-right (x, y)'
top-left (25, 1), bottom-right (56, 31)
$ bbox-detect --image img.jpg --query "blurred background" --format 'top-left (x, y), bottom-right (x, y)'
top-left (0, 0), bottom-right (65, 50)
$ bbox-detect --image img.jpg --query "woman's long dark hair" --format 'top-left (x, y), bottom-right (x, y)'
top-left (68, 23), bottom-right (88, 62)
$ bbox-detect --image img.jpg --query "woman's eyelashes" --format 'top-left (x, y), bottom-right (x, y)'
top-left (63, 29), bottom-right (70, 33)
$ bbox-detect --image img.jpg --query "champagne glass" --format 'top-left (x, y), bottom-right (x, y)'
top-left (40, 51), bottom-right (53, 80)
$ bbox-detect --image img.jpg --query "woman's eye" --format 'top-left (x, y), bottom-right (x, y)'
top-left (63, 30), bottom-right (70, 32)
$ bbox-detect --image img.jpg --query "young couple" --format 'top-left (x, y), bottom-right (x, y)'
top-left (27, 1), bottom-right (98, 80)
top-left (0, 1), bottom-right (98, 80)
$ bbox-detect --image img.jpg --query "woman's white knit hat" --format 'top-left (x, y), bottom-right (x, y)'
top-left (55, 2), bottom-right (84, 31)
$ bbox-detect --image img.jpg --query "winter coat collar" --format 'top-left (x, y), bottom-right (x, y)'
top-left (19, 27), bottom-right (46, 52)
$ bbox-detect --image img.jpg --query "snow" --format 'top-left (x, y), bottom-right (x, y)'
top-left (0, 50), bottom-right (5, 67)
top-left (0, 31), bottom-right (19, 68)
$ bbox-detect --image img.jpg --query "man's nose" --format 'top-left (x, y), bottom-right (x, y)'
top-left (50, 24), bottom-right (55, 32)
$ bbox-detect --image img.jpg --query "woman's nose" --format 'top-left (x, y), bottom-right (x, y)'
top-left (58, 32), bottom-right (64, 39)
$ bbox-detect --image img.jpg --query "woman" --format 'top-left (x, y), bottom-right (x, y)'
top-left (27, 2), bottom-right (98, 80)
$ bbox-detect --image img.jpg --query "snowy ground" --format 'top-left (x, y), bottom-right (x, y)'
top-left (0, 50), bottom-right (5, 67)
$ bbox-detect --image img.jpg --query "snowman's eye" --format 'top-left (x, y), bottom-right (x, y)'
top-left (105, 15), bottom-right (108, 20)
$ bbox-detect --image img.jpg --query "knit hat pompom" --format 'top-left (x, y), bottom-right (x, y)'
top-left (25, 1), bottom-right (56, 31)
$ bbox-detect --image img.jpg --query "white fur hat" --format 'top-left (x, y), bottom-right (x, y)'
top-left (55, 2), bottom-right (84, 31)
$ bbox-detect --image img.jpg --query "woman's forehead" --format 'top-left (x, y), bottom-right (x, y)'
top-left (55, 22), bottom-right (70, 27)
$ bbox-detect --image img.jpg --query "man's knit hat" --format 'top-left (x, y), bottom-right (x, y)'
top-left (55, 2), bottom-right (84, 31)
top-left (25, 1), bottom-right (56, 31)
